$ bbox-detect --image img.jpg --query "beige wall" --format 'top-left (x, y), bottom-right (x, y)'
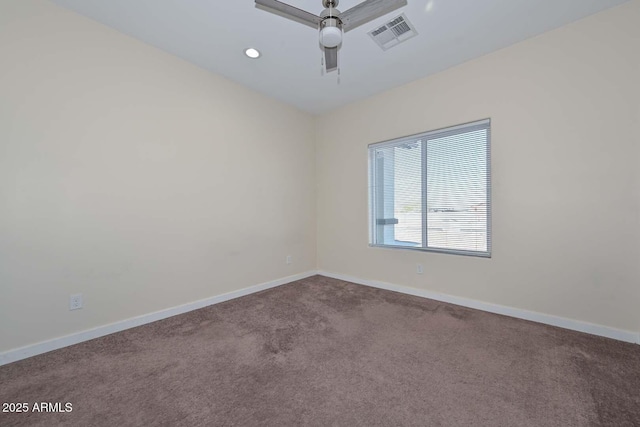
top-left (0, 0), bottom-right (316, 352)
top-left (317, 1), bottom-right (640, 333)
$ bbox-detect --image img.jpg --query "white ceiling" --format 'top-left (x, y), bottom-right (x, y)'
top-left (51, 0), bottom-right (629, 114)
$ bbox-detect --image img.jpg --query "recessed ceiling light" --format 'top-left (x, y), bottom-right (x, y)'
top-left (244, 48), bottom-right (261, 59)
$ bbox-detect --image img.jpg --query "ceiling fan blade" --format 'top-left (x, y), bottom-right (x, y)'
top-left (255, 0), bottom-right (321, 29)
top-left (324, 47), bottom-right (338, 73)
top-left (341, 0), bottom-right (407, 33)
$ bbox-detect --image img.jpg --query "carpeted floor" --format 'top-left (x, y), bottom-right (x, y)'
top-left (1, 275), bottom-right (639, 426)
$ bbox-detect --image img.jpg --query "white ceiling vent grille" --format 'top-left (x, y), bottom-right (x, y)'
top-left (368, 14), bottom-right (418, 51)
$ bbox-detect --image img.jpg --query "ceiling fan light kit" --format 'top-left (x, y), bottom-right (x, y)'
top-left (255, 0), bottom-right (407, 74)
top-left (320, 25), bottom-right (342, 48)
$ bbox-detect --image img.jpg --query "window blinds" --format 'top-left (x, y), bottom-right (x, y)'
top-left (369, 119), bottom-right (491, 257)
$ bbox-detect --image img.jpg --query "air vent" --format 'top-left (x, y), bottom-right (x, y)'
top-left (368, 13), bottom-right (417, 51)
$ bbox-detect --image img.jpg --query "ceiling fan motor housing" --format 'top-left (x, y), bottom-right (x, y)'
top-left (319, 5), bottom-right (343, 48)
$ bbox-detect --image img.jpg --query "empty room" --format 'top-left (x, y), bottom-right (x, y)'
top-left (1, 0), bottom-right (639, 425)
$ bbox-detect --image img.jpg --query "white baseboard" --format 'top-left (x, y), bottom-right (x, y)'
top-left (318, 270), bottom-right (640, 345)
top-left (3, 269), bottom-right (636, 366)
top-left (0, 270), bottom-right (319, 366)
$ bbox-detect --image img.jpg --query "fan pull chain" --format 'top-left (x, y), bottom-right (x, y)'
top-left (321, 54), bottom-right (325, 76)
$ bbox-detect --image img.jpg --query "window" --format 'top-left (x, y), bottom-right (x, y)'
top-left (368, 119), bottom-right (491, 257)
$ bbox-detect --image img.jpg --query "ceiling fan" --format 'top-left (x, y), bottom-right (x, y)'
top-left (255, 0), bottom-right (407, 73)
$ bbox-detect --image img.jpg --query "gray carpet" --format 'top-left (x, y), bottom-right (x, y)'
top-left (1, 275), bottom-right (639, 426)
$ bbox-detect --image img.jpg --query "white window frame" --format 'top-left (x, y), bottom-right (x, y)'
top-left (368, 119), bottom-right (492, 258)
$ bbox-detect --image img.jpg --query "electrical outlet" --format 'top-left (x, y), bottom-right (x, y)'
top-left (416, 264), bottom-right (424, 274)
top-left (69, 294), bottom-right (83, 311)
top-left (286, 255), bottom-right (292, 265)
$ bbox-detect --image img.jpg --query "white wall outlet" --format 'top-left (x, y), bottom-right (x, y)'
top-left (286, 255), bottom-right (292, 265)
top-left (416, 264), bottom-right (424, 274)
top-left (69, 294), bottom-right (83, 311)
